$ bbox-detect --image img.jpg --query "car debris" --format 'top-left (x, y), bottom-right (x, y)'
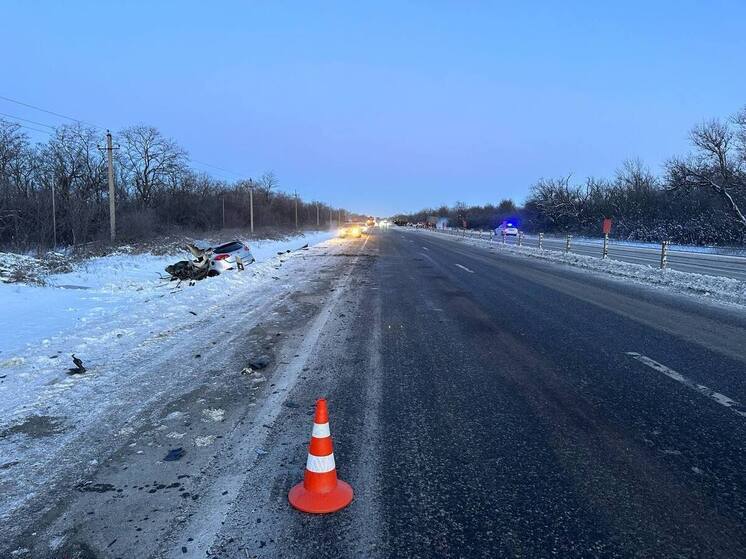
top-left (67, 354), bottom-right (86, 375)
top-left (165, 240), bottom-right (256, 282)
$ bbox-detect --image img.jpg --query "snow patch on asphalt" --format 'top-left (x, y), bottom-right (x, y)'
top-left (201, 408), bottom-right (225, 423)
top-left (194, 435), bottom-right (216, 447)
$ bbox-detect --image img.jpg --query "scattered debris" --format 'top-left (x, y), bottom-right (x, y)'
top-left (164, 447), bottom-right (186, 461)
top-left (249, 355), bottom-right (271, 370)
top-left (76, 482), bottom-right (116, 493)
top-left (68, 354), bottom-right (86, 375)
top-left (164, 243), bottom-right (213, 282)
top-left (189, 311), bottom-right (197, 316)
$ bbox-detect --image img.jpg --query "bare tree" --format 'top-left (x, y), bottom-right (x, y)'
top-left (667, 113), bottom-right (746, 228)
top-left (118, 125), bottom-right (188, 207)
top-left (257, 171), bottom-right (278, 202)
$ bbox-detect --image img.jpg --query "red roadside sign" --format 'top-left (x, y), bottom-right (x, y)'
top-left (602, 218), bottom-right (612, 235)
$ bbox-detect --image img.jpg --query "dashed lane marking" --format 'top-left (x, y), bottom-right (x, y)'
top-left (455, 264), bottom-right (475, 273)
top-left (626, 352), bottom-right (746, 418)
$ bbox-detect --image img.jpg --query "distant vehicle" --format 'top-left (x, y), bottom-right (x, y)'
top-left (338, 223), bottom-right (363, 238)
top-left (209, 240), bottom-right (255, 274)
top-left (496, 222), bottom-right (519, 237)
top-left (366, 218), bottom-right (375, 227)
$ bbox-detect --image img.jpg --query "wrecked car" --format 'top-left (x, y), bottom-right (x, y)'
top-left (209, 241), bottom-right (255, 274)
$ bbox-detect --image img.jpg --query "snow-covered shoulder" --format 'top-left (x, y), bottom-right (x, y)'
top-left (0, 230), bottom-right (335, 518)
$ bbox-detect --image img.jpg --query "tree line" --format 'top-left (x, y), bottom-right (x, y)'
top-left (397, 106), bottom-right (746, 246)
top-left (0, 120), bottom-right (343, 250)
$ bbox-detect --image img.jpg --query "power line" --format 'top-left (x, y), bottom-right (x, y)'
top-left (16, 123), bottom-right (54, 135)
top-left (0, 111), bottom-right (56, 129)
top-left (0, 93), bottom-right (255, 182)
top-left (191, 159), bottom-right (247, 178)
top-left (0, 94), bottom-right (103, 129)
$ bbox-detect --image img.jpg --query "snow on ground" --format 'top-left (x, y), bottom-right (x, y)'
top-left (0, 231), bottom-right (331, 357)
top-left (0, 232), bottom-right (333, 428)
top-left (413, 228), bottom-right (746, 308)
top-left (0, 231), bottom-right (334, 513)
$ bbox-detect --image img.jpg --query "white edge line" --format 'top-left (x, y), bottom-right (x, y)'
top-left (626, 352), bottom-right (746, 418)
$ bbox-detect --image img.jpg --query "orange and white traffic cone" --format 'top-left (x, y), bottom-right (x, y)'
top-left (288, 398), bottom-right (353, 513)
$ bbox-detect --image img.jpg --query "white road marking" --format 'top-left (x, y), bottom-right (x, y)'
top-left (626, 352), bottom-right (746, 418)
top-left (455, 264), bottom-right (475, 273)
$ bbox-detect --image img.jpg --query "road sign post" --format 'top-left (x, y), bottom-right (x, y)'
top-left (660, 240), bottom-right (669, 270)
top-left (602, 218), bottom-right (612, 259)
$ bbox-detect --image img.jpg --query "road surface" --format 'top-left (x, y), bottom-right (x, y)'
top-left (4, 228), bottom-right (746, 558)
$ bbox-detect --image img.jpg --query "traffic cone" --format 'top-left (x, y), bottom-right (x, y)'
top-left (288, 398), bottom-right (353, 513)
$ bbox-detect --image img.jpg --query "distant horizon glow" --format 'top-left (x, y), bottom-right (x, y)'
top-left (2, 1), bottom-right (745, 216)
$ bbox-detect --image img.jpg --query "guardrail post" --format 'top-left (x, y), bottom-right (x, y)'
top-left (565, 234), bottom-right (572, 253)
top-left (517, 231), bottom-right (523, 246)
top-left (602, 233), bottom-right (609, 259)
top-left (538, 232), bottom-right (543, 249)
top-left (660, 240), bottom-right (669, 270)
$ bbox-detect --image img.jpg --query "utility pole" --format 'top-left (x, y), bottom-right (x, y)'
top-left (97, 131), bottom-right (118, 242)
top-left (329, 208), bottom-right (333, 228)
top-left (101, 131), bottom-right (117, 242)
top-left (51, 182), bottom-right (57, 248)
top-left (249, 181), bottom-right (254, 234)
top-left (316, 202), bottom-right (320, 227)
top-left (294, 191), bottom-right (299, 229)
top-left (222, 196), bottom-right (226, 229)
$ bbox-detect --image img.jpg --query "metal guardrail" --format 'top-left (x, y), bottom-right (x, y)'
top-left (429, 227), bottom-right (746, 280)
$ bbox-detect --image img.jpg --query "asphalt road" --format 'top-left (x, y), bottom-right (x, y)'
top-left (226, 228), bottom-right (746, 558)
top-left (449, 230), bottom-right (746, 281)
top-left (6, 228), bottom-right (746, 558)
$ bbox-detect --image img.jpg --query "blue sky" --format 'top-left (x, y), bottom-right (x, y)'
top-left (2, 1), bottom-right (745, 215)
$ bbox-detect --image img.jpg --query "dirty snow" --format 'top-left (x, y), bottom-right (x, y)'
top-left (201, 408), bottom-right (226, 423)
top-left (0, 231), bottom-right (334, 519)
